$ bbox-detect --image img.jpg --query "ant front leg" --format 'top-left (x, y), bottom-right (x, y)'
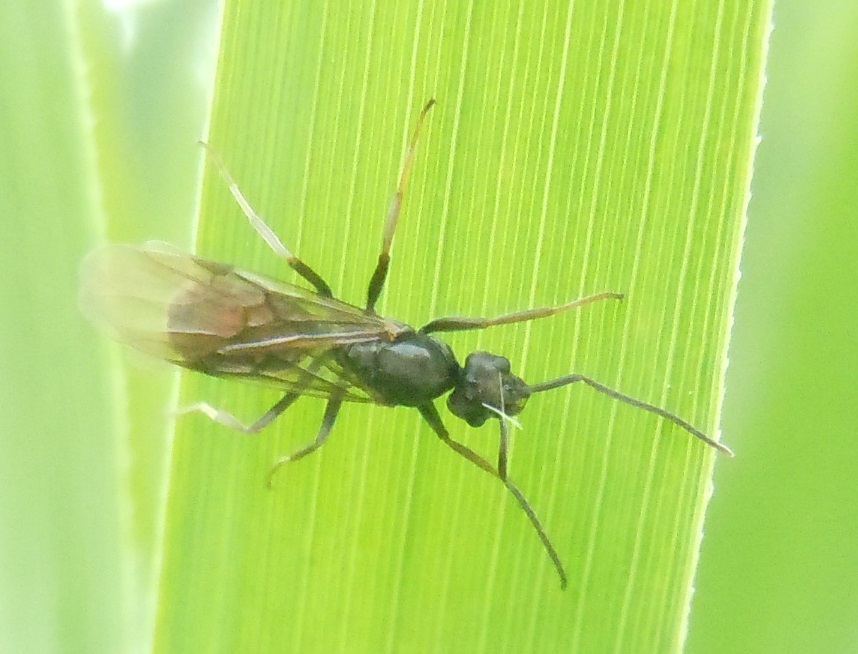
top-left (420, 292), bottom-right (624, 334)
top-left (417, 403), bottom-right (568, 589)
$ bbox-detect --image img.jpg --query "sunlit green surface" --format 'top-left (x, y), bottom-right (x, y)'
top-left (153, 2), bottom-right (766, 651)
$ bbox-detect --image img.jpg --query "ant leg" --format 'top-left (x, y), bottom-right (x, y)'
top-left (365, 99), bottom-right (436, 314)
top-left (418, 403), bottom-right (497, 475)
top-left (198, 140), bottom-right (332, 297)
top-left (493, 371), bottom-right (511, 478)
top-left (177, 392), bottom-right (300, 433)
top-left (267, 395), bottom-right (344, 487)
top-left (502, 476), bottom-right (567, 590)
top-left (417, 403), bottom-right (568, 589)
top-left (497, 416), bottom-right (510, 480)
top-left (528, 374), bottom-right (734, 456)
top-left (420, 292), bottom-right (624, 334)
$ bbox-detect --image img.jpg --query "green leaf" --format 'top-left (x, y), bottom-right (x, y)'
top-left (70, 2), bottom-right (214, 649)
top-left (153, 2), bottom-right (770, 652)
top-left (0, 2), bottom-right (212, 652)
top-left (0, 4), bottom-right (125, 652)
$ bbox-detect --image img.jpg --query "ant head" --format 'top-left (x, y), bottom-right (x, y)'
top-left (447, 351), bottom-right (531, 427)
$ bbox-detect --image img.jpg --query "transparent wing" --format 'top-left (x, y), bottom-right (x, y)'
top-left (79, 243), bottom-right (407, 403)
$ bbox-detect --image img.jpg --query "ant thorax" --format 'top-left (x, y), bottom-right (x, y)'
top-left (337, 333), bottom-right (459, 407)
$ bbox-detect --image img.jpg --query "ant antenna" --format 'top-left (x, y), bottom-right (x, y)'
top-left (527, 374), bottom-right (734, 456)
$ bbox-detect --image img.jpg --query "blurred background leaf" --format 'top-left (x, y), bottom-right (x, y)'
top-left (0, 1), bottom-right (214, 652)
top-left (687, 1), bottom-right (858, 652)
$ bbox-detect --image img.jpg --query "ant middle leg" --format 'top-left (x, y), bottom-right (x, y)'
top-left (267, 395), bottom-right (344, 488)
top-left (365, 99), bottom-right (436, 314)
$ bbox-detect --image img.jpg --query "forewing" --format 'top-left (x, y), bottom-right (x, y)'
top-left (209, 347), bottom-right (385, 403)
top-left (79, 243), bottom-right (397, 401)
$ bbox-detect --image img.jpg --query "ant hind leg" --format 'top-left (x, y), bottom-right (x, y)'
top-left (177, 391), bottom-right (300, 434)
top-left (199, 140), bottom-right (333, 296)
